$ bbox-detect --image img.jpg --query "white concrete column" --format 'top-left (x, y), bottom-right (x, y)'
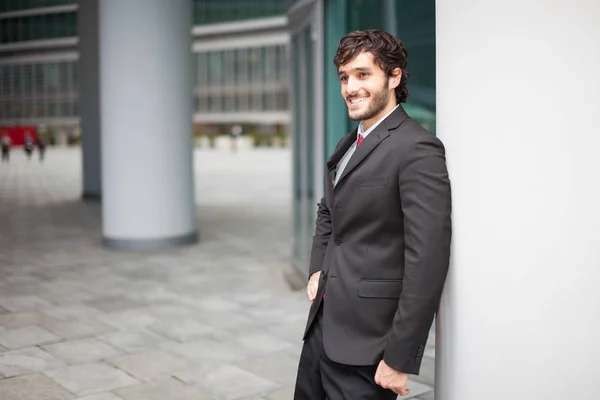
top-left (99, 0), bottom-right (197, 249)
top-left (78, 0), bottom-right (102, 200)
top-left (436, 0), bottom-right (600, 398)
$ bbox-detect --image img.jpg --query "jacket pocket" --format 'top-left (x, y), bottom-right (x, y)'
top-left (358, 279), bottom-right (403, 299)
top-left (358, 176), bottom-right (388, 187)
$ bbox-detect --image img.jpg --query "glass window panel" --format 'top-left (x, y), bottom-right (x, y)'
top-left (0, 11), bottom-right (76, 44)
top-left (1, 0), bottom-right (75, 12)
top-left (192, 0), bottom-right (288, 25)
top-left (224, 50), bottom-right (235, 112)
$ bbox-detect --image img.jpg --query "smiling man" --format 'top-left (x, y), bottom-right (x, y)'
top-left (293, 30), bottom-right (452, 399)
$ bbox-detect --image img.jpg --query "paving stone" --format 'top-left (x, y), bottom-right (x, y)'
top-left (106, 350), bottom-right (191, 381)
top-left (164, 338), bottom-right (248, 364)
top-left (96, 310), bottom-right (159, 330)
top-left (85, 298), bottom-right (142, 313)
top-left (41, 320), bottom-right (113, 340)
top-left (193, 296), bottom-right (243, 312)
top-left (42, 339), bottom-right (122, 364)
top-left (44, 362), bottom-right (139, 397)
top-left (114, 377), bottom-right (213, 400)
top-left (0, 311), bottom-right (58, 329)
top-left (98, 330), bottom-right (172, 354)
top-left (42, 305), bottom-right (104, 321)
top-left (0, 373), bottom-right (75, 400)
top-left (123, 287), bottom-right (183, 306)
top-left (75, 394), bottom-right (124, 400)
top-left (148, 318), bottom-right (217, 342)
top-left (0, 295), bottom-right (54, 312)
top-left (36, 282), bottom-right (98, 305)
top-left (0, 347), bottom-right (67, 377)
top-left (143, 304), bottom-right (203, 321)
top-left (178, 364), bottom-right (279, 400)
top-left (235, 332), bottom-right (295, 355)
top-left (0, 326), bottom-right (61, 349)
top-left (193, 309), bottom-right (256, 330)
top-left (234, 353), bottom-right (300, 385)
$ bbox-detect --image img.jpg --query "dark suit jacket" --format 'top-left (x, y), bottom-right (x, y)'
top-left (303, 105), bottom-right (452, 375)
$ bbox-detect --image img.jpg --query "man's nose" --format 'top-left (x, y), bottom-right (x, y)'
top-left (346, 76), bottom-right (361, 95)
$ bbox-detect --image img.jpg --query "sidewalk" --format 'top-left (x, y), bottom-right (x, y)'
top-left (0, 148), bottom-right (434, 400)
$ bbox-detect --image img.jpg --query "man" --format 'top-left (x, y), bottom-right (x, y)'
top-left (293, 29), bottom-right (452, 399)
top-left (37, 134), bottom-right (47, 162)
top-left (1, 133), bottom-right (10, 162)
top-left (24, 132), bottom-right (34, 161)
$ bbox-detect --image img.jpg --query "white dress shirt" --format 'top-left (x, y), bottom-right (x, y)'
top-left (334, 105), bottom-right (399, 186)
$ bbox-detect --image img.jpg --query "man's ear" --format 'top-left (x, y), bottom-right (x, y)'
top-left (389, 67), bottom-right (402, 89)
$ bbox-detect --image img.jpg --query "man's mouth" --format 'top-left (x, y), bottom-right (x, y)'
top-left (348, 94), bottom-right (369, 104)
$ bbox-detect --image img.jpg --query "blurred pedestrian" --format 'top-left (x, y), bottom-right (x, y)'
top-left (293, 29), bottom-right (452, 400)
top-left (230, 124), bottom-right (242, 153)
top-left (37, 135), bottom-right (47, 162)
top-left (1, 133), bottom-right (11, 162)
top-left (24, 133), bottom-right (34, 161)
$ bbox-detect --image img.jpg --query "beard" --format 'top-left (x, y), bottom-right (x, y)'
top-left (347, 82), bottom-right (391, 121)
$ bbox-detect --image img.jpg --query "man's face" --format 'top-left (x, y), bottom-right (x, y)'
top-left (338, 52), bottom-right (395, 122)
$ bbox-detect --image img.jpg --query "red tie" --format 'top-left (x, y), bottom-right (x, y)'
top-left (357, 134), bottom-right (364, 147)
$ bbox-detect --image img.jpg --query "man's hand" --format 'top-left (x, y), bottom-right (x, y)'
top-left (374, 360), bottom-right (410, 396)
top-left (306, 271), bottom-right (321, 301)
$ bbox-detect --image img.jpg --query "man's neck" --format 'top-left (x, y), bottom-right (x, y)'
top-left (361, 102), bottom-right (399, 132)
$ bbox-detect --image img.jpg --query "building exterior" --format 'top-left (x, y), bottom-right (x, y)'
top-left (0, 0), bottom-right (290, 142)
top-left (0, 1), bottom-right (79, 143)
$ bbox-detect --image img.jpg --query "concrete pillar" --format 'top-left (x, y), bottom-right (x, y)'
top-left (99, 0), bottom-right (198, 249)
top-left (78, 0), bottom-right (102, 200)
top-left (436, 0), bottom-right (600, 398)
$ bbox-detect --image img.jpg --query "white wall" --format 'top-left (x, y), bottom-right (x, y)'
top-left (436, 0), bottom-right (600, 398)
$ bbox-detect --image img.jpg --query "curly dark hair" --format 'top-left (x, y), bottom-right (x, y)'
top-left (333, 29), bottom-right (410, 104)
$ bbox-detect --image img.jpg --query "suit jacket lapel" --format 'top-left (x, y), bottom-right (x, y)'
top-left (323, 130), bottom-right (356, 200)
top-left (335, 127), bottom-right (389, 186)
top-left (335, 106), bottom-right (410, 187)
top-left (326, 129), bottom-right (357, 172)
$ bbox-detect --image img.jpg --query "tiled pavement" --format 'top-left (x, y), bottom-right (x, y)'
top-left (0, 147), bottom-right (435, 400)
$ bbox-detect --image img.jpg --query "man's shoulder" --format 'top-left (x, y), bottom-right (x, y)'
top-left (392, 117), bottom-right (438, 142)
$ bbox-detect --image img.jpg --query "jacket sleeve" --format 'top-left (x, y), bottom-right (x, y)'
top-left (308, 197), bottom-right (333, 277)
top-left (382, 134), bottom-right (452, 375)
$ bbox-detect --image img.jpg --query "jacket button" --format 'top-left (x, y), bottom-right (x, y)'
top-left (334, 238), bottom-right (341, 246)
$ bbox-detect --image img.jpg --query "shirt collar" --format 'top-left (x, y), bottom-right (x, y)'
top-left (357, 104), bottom-right (400, 140)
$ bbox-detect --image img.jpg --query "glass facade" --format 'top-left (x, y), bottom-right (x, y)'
top-left (0, 12), bottom-right (77, 43)
top-left (290, 24), bottom-right (318, 270)
top-left (0, 1), bottom-right (291, 134)
top-left (193, 0), bottom-right (288, 25)
top-left (194, 45), bottom-right (288, 114)
top-left (0, 60), bottom-right (78, 121)
top-left (0, 0), bottom-right (74, 13)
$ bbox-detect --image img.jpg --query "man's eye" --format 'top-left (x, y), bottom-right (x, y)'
top-left (360, 72), bottom-right (369, 77)
top-left (340, 76), bottom-right (348, 82)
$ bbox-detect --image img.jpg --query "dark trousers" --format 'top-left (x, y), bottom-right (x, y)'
top-left (293, 303), bottom-right (397, 400)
